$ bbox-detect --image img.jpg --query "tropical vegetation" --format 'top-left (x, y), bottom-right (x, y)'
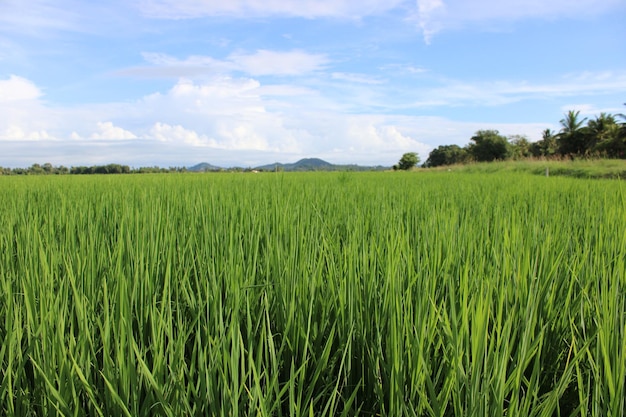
top-left (393, 152), bottom-right (420, 170)
top-left (424, 106), bottom-right (626, 167)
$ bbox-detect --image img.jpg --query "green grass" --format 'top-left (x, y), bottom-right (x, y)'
top-left (0, 172), bottom-right (624, 416)
top-left (429, 158), bottom-right (626, 179)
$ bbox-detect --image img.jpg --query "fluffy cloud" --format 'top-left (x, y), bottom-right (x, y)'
top-left (149, 122), bottom-right (216, 147)
top-left (149, 77), bottom-right (266, 118)
top-left (90, 122), bottom-right (137, 140)
top-left (0, 74), bottom-right (583, 168)
top-left (0, 125), bottom-right (52, 141)
top-left (139, 78), bottom-right (304, 153)
top-left (340, 121), bottom-right (432, 160)
top-left (0, 75), bottom-right (42, 102)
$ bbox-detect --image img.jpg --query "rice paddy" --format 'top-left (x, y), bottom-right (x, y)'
top-left (0, 171), bottom-right (624, 416)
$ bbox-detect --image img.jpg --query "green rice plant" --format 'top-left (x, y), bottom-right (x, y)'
top-left (0, 171), bottom-right (624, 416)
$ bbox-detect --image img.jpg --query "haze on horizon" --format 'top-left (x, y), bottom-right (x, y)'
top-left (1, 0), bottom-right (625, 168)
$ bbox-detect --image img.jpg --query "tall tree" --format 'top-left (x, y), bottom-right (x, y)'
top-left (424, 144), bottom-right (468, 167)
top-left (508, 135), bottom-right (532, 159)
top-left (557, 110), bottom-right (589, 155)
top-left (531, 129), bottom-right (558, 157)
top-left (467, 130), bottom-right (510, 162)
top-left (394, 152), bottom-right (420, 170)
top-left (587, 113), bottom-right (622, 156)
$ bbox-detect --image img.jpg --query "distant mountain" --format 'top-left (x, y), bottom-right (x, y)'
top-left (188, 162), bottom-right (223, 172)
top-left (255, 158), bottom-right (333, 172)
top-left (254, 158), bottom-right (388, 172)
top-left (188, 158), bottom-right (390, 172)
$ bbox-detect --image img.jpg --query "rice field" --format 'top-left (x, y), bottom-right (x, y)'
top-left (0, 171), bottom-right (624, 416)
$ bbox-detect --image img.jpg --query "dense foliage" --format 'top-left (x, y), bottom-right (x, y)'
top-left (0, 163), bottom-right (187, 175)
top-left (425, 106), bottom-right (626, 167)
top-left (467, 130), bottom-right (510, 162)
top-left (424, 144), bottom-right (468, 167)
top-left (393, 152), bottom-right (420, 170)
top-left (1, 172), bottom-right (624, 416)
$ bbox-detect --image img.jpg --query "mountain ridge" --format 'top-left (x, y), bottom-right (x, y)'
top-left (188, 158), bottom-right (389, 172)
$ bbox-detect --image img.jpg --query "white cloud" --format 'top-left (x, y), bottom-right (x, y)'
top-left (414, 0), bottom-right (625, 42)
top-left (229, 50), bottom-right (329, 76)
top-left (0, 125), bottom-right (52, 141)
top-left (0, 75), bottom-right (42, 102)
top-left (0, 0), bottom-right (134, 37)
top-left (343, 121), bottom-right (431, 157)
top-left (415, 0), bottom-right (446, 44)
top-left (90, 122), bottom-right (137, 140)
top-left (409, 71), bottom-right (626, 107)
top-left (215, 124), bottom-right (270, 150)
top-left (149, 122), bottom-right (217, 146)
top-left (363, 115), bottom-right (549, 150)
top-left (138, 0), bottom-right (406, 19)
top-left (332, 72), bottom-right (385, 85)
top-left (0, 76), bottom-right (60, 144)
top-left (0, 0), bottom-right (78, 34)
top-left (157, 77), bottom-right (266, 116)
top-left (122, 52), bottom-right (232, 78)
top-left (168, 76), bottom-right (260, 98)
top-left (0, 72), bottom-right (614, 168)
top-left (121, 50), bottom-right (329, 78)
top-left (139, 78), bottom-right (304, 153)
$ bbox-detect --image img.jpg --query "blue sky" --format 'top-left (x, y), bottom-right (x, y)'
top-left (1, 0), bottom-right (625, 168)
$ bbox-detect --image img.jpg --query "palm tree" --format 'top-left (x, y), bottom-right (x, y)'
top-left (539, 128), bottom-right (558, 156)
top-left (610, 104), bottom-right (626, 158)
top-left (557, 110), bottom-right (588, 155)
top-left (587, 113), bottom-right (618, 153)
top-left (559, 110), bottom-right (586, 135)
top-left (580, 108), bottom-right (626, 158)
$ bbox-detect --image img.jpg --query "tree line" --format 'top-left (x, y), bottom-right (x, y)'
top-left (0, 163), bottom-right (189, 176)
top-left (424, 107), bottom-right (626, 167)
